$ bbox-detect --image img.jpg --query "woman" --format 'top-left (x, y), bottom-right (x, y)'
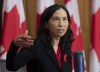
top-left (6, 4), bottom-right (73, 72)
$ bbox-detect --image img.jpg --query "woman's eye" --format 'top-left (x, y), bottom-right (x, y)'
top-left (53, 17), bottom-right (59, 20)
top-left (63, 17), bottom-right (68, 20)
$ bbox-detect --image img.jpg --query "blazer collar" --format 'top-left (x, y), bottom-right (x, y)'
top-left (45, 43), bottom-right (68, 70)
top-left (42, 39), bottom-right (61, 69)
top-left (42, 38), bottom-right (68, 70)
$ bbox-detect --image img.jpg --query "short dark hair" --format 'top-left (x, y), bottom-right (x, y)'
top-left (37, 4), bottom-right (73, 65)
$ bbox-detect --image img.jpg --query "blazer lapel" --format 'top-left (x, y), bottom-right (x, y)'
top-left (61, 47), bottom-right (65, 69)
top-left (61, 48), bottom-right (72, 72)
top-left (46, 48), bottom-right (60, 69)
top-left (43, 40), bottom-right (60, 69)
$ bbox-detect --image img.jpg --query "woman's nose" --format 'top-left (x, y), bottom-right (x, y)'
top-left (58, 19), bottom-right (64, 27)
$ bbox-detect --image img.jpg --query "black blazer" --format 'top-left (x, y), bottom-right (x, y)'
top-left (6, 39), bottom-right (72, 72)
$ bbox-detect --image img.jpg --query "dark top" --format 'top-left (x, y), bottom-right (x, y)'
top-left (6, 39), bottom-right (72, 72)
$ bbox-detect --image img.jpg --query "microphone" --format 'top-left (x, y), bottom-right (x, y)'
top-left (74, 51), bottom-right (84, 72)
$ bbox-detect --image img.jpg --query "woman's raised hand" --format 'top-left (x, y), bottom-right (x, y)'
top-left (14, 30), bottom-right (34, 47)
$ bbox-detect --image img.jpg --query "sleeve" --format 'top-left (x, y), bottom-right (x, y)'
top-left (6, 41), bottom-right (35, 71)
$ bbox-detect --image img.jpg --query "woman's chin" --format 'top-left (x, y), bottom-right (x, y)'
top-left (56, 34), bottom-right (65, 38)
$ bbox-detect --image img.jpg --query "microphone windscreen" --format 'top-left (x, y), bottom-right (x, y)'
top-left (74, 51), bottom-right (84, 72)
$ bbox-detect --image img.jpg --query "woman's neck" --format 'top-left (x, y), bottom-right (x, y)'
top-left (52, 38), bottom-right (60, 54)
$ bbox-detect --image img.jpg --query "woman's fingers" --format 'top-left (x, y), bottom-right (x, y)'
top-left (14, 33), bottom-right (34, 47)
top-left (18, 41), bottom-right (33, 47)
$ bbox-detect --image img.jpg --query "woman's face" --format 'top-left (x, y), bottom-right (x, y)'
top-left (46, 8), bottom-right (69, 38)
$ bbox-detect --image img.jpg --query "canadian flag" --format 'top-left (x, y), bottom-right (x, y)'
top-left (0, 0), bottom-right (26, 59)
top-left (36, 0), bottom-right (55, 28)
top-left (89, 0), bottom-right (100, 72)
top-left (64, 0), bottom-right (87, 72)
